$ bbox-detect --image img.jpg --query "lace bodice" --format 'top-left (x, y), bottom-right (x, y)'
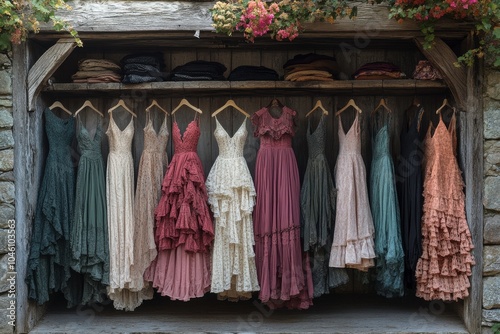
top-left (372, 125), bottom-right (391, 160)
top-left (214, 117), bottom-right (247, 158)
top-left (106, 113), bottom-right (134, 155)
top-left (45, 108), bottom-right (75, 165)
top-left (251, 106), bottom-right (296, 147)
top-left (77, 119), bottom-right (103, 161)
top-left (338, 113), bottom-right (361, 155)
top-left (143, 116), bottom-right (169, 153)
top-left (173, 119), bottom-right (200, 153)
top-left (307, 115), bottom-right (326, 158)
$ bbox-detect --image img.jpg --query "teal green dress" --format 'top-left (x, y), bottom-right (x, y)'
top-left (70, 118), bottom-right (109, 305)
top-left (369, 110), bottom-right (404, 298)
top-left (26, 108), bottom-right (81, 307)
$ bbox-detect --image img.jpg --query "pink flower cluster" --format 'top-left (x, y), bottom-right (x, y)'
top-left (236, 0), bottom-right (277, 42)
top-left (275, 25), bottom-right (300, 41)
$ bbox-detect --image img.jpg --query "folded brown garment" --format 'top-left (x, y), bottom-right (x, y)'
top-left (284, 59), bottom-right (338, 73)
top-left (354, 70), bottom-right (405, 79)
top-left (291, 76), bottom-right (334, 82)
top-left (73, 76), bottom-right (122, 83)
top-left (78, 59), bottom-right (121, 71)
top-left (78, 65), bottom-right (121, 73)
top-left (285, 70), bottom-right (332, 81)
top-left (71, 70), bottom-right (122, 80)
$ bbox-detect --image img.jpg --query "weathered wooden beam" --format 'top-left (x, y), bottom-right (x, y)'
top-left (42, 79), bottom-right (448, 97)
top-left (414, 36), bottom-right (467, 109)
top-left (37, 1), bottom-right (471, 37)
top-left (27, 38), bottom-right (76, 111)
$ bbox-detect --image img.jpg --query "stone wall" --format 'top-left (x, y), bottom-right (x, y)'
top-left (0, 52), bottom-right (14, 334)
top-left (483, 68), bottom-right (500, 334)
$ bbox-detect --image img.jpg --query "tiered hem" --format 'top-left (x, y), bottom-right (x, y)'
top-left (329, 236), bottom-right (376, 271)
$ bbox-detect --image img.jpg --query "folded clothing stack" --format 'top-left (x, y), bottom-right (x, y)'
top-left (169, 60), bottom-right (227, 81)
top-left (353, 62), bottom-right (406, 80)
top-left (228, 65), bottom-right (279, 81)
top-left (283, 53), bottom-right (338, 82)
top-left (72, 59), bottom-right (122, 83)
top-left (413, 60), bottom-right (443, 80)
top-left (121, 52), bottom-right (168, 84)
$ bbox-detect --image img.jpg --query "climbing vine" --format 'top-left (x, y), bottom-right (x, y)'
top-left (0, 0), bottom-right (81, 51)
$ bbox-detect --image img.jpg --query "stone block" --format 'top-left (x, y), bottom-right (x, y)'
top-left (485, 215), bottom-right (500, 244)
top-left (0, 294), bottom-right (14, 333)
top-left (0, 131), bottom-right (13, 150)
top-left (0, 172), bottom-right (13, 182)
top-left (0, 205), bottom-right (14, 230)
top-left (0, 54), bottom-right (10, 68)
top-left (485, 246), bottom-right (500, 276)
top-left (484, 276), bottom-right (500, 309)
top-left (485, 141), bottom-right (500, 176)
top-left (0, 109), bottom-right (12, 130)
top-left (0, 99), bottom-right (12, 108)
top-left (0, 183), bottom-right (14, 204)
top-left (483, 309), bottom-right (500, 326)
top-left (0, 150), bottom-right (13, 172)
top-left (484, 100), bottom-right (500, 140)
top-left (0, 71), bottom-right (11, 96)
top-left (487, 71), bottom-right (500, 100)
top-left (484, 176), bottom-right (500, 210)
top-left (0, 254), bottom-right (11, 293)
top-left (0, 230), bottom-right (7, 254)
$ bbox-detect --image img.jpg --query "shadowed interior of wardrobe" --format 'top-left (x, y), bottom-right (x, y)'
top-left (30, 39), bottom-right (469, 333)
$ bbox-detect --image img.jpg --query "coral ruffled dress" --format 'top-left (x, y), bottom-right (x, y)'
top-left (416, 111), bottom-right (475, 301)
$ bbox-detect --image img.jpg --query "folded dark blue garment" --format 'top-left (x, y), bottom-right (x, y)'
top-left (228, 65), bottom-right (279, 81)
top-left (122, 74), bottom-right (164, 83)
top-left (171, 60), bottom-right (227, 75)
top-left (120, 52), bottom-right (165, 69)
top-left (170, 73), bottom-right (226, 81)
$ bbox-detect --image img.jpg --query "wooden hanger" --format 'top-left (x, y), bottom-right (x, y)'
top-left (108, 99), bottom-right (137, 117)
top-left (211, 99), bottom-right (250, 118)
top-left (306, 100), bottom-right (329, 117)
top-left (335, 99), bottom-right (362, 116)
top-left (171, 98), bottom-right (203, 115)
top-left (373, 98), bottom-right (392, 114)
top-left (74, 100), bottom-right (104, 117)
top-left (435, 98), bottom-right (453, 114)
top-left (49, 101), bottom-right (72, 115)
top-left (146, 99), bottom-right (169, 115)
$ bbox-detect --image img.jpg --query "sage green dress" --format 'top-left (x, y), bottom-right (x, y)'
top-left (71, 118), bottom-right (110, 305)
top-left (26, 108), bottom-right (81, 307)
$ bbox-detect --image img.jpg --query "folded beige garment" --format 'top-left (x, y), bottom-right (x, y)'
top-left (285, 70), bottom-right (332, 81)
top-left (73, 76), bottom-right (121, 83)
top-left (71, 70), bottom-right (122, 79)
top-left (78, 59), bottom-right (121, 71)
top-left (78, 65), bottom-right (121, 73)
top-left (290, 76), bottom-right (334, 82)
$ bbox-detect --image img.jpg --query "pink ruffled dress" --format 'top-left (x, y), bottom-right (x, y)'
top-left (144, 115), bottom-right (214, 301)
top-left (252, 106), bottom-right (314, 310)
top-left (416, 112), bottom-right (474, 301)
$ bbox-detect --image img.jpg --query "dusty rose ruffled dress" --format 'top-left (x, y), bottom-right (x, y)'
top-left (416, 111), bottom-right (474, 301)
top-left (252, 105), bottom-right (314, 310)
top-left (144, 115), bottom-right (214, 301)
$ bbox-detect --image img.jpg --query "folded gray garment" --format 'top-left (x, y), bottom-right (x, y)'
top-left (122, 74), bottom-right (163, 83)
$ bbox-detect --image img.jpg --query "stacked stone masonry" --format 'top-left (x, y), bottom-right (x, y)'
top-left (0, 52), bottom-right (14, 334)
top-left (483, 68), bottom-right (500, 334)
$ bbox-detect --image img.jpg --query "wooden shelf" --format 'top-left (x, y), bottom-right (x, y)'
top-left (43, 80), bottom-right (448, 97)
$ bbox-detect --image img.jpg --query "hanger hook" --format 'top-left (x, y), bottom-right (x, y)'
top-left (351, 82), bottom-right (354, 99)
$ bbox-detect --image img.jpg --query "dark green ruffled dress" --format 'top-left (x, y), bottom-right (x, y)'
top-left (70, 118), bottom-right (109, 305)
top-left (26, 108), bottom-right (81, 307)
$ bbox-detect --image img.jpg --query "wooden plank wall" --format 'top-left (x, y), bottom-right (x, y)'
top-left (42, 44), bottom-right (448, 294)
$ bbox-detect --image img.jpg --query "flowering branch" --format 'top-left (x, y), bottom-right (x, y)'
top-left (0, 0), bottom-right (81, 51)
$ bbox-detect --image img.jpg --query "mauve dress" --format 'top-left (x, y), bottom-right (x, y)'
top-left (144, 115), bottom-right (214, 301)
top-left (252, 106), bottom-right (314, 310)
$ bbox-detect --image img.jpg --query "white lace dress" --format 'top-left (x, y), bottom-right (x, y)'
top-left (205, 117), bottom-right (260, 300)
